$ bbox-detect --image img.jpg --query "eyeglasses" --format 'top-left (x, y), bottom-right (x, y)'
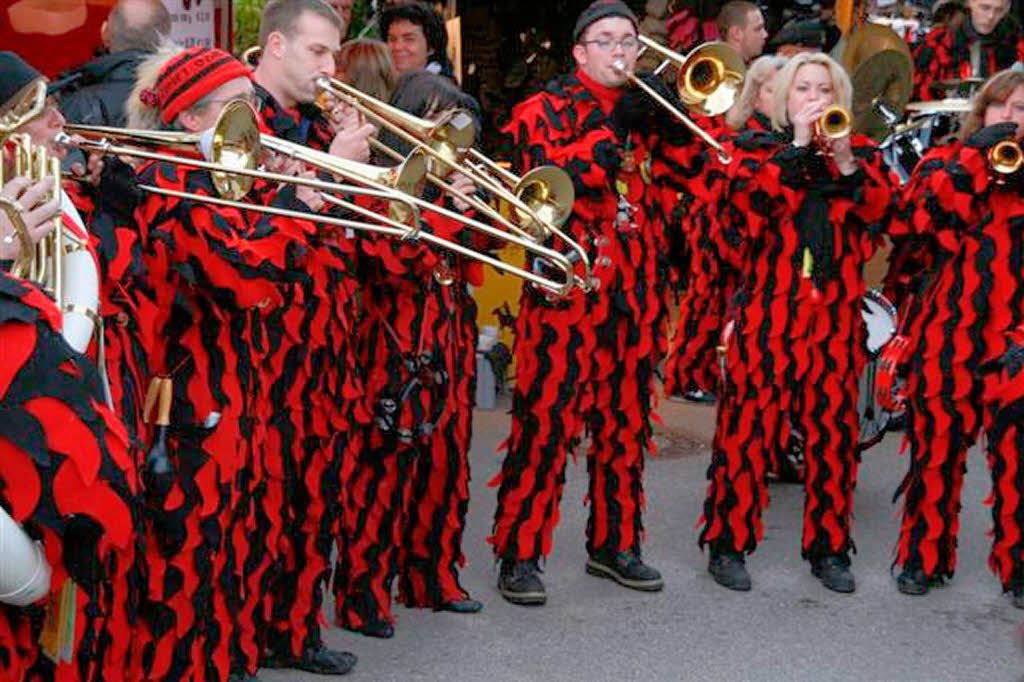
top-left (582, 36), bottom-right (640, 52)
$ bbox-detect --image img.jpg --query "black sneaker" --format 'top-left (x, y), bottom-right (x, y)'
top-left (498, 559), bottom-right (547, 606)
top-left (586, 550), bottom-right (664, 591)
top-left (812, 555), bottom-right (856, 594)
top-left (1013, 585), bottom-right (1024, 610)
top-left (896, 565), bottom-right (933, 596)
top-left (708, 550), bottom-right (751, 591)
top-left (228, 673), bottom-right (259, 682)
top-left (261, 643), bottom-right (356, 675)
top-left (354, 619), bottom-right (394, 639)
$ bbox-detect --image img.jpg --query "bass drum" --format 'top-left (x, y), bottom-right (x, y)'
top-left (859, 290), bottom-right (897, 450)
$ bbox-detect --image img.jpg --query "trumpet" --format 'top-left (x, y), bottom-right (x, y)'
top-left (989, 139), bottom-right (1023, 176)
top-left (816, 105), bottom-right (853, 141)
top-left (61, 101), bottom-right (580, 296)
top-left (612, 40), bottom-right (745, 164)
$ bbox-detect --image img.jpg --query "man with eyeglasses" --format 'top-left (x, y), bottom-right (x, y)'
top-left (490, 0), bottom-right (704, 605)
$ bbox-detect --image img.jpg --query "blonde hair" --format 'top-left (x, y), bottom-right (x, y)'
top-left (960, 68), bottom-right (1024, 141)
top-left (335, 38), bottom-right (397, 102)
top-left (770, 51), bottom-right (852, 132)
top-left (725, 54), bottom-right (787, 130)
top-left (126, 40), bottom-right (184, 130)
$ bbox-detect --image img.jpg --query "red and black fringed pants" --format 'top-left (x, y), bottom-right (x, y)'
top-left (335, 283), bottom-right (476, 629)
top-left (489, 295), bottom-right (658, 562)
top-left (895, 234), bottom-right (1024, 591)
top-left (699, 281), bottom-right (864, 560)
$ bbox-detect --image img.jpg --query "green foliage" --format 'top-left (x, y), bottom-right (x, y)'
top-left (232, 0), bottom-right (372, 55)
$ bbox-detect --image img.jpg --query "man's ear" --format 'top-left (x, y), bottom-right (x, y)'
top-left (267, 30), bottom-right (286, 59)
top-left (728, 25), bottom-right (742, 44)
top-left (571, 43), bottom-right (587, 68)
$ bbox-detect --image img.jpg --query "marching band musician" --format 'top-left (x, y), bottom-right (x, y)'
top-left (890, 68), bottom-right (1024, 609)
top-left (912, 0), bottom-right (1024, 101)
top-left (698, 52), bottom-right (894, 594)
top-left (333, 70), bottom-right (487, 639)
top-left (489, 0), bottom-right (706, 605)
top-left (121, 44), bottom-right (355, 680)
top-left (0, 268), bottom-right (142, 682)
top-left (665, 54), bottom-right (787, 405)
top-left (248, 0), bottom-right (370, 673)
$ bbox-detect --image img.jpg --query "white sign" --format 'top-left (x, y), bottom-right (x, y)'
top-left (163, 0), bottom-right (215, 49)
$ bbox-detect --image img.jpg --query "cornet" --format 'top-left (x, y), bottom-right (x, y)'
top-left (816, 106), bottom-right (853, 141)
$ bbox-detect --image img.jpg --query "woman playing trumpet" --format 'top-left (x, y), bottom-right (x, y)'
top-left (889, 68), bottom-right (1024, 608)
top-left (699, 52), bottom-right (894, 594)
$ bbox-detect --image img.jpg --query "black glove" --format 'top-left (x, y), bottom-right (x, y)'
top-left (965, 122), bottom-right (1018, 151)
top-left (96, 156), bottom-right (143, 223)
top-left (62, 514), bottom-right (104, 588)
top-left (612, 72), bottom-right (684, 136)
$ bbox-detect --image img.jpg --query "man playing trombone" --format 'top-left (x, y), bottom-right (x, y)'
top-left (489, 0), bottom-right (706, 605)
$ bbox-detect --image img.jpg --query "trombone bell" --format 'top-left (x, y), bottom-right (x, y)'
top-left (512, 166), bottom-right (575, 238)
top-left (205, 100), bottom-right (261, 200)
top-left (990, 139), bottom-right (1023, 175)
top-left (677, 42), bottom-right (745, 117)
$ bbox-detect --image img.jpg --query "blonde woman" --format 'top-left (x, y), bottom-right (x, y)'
top-left (698, 52), bottom-right (894, 594)
top-left (724, 54), bottom-right (786, 131)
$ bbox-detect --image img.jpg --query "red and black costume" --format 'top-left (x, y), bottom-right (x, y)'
top-left (122, 158), bottom-right (299, 681)
top-left (0, 271), bottom-right (141, 681)
top-left (334, 202), bottom-right (484, 631)
top-left (911, 19), bottom-right (1024, 101)
top-left (698, 129), bottom-right (893, 562)
top-left (488, 68), bottom-right (700, 564)
top-left (663, 112), bottom-right (769, 399)
top-left (890, 125), bottom-right (1024, 597)
top-left (252, 84), bottom-right (363, 664)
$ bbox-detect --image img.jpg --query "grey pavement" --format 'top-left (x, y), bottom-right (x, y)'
top-left (264, 400), bottom-right (1024, 682)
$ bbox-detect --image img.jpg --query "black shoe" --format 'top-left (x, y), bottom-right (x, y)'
top-left (586, 550), bottom-right (664, 591)
top-left (896, 565), bottom-right (933, 596)
top-left (261, 644), bottom-right (356, 675)
top-left (498, 559), bottom-right (547, 606)
top-left (708, 550), bottom-right (751, 591)
top-left (436, 597), bottom-right (484, 613)
top-left (1013, 586), bottom-right (1024, 610)
top-left (354, 619), bottom-right (394, 639)
top-left (812, 555), bottom-right (856, 593)
top-left (228, 673), bottom-right (259, 682)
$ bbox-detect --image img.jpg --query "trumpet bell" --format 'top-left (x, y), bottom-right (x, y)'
top-left (205, 100), bottom-right (261, 200)
top-left (676, 42), bottom-right (745, 117)
top-left (513, 166), bottom-right (575, 237)
top-left (990, 140), bottom-right (1023, 175)
top-left (818, 106), bottom-right (852, 139)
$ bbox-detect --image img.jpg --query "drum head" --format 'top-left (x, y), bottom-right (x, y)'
top-left (861, 290), bottom-right (898, 355)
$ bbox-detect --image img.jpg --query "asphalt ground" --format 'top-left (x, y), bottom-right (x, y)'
top-left (264, 398), bottom-right (1024, 681)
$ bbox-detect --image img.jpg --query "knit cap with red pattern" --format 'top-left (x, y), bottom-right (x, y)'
top-left (149, 46), bottom-right (252, 124)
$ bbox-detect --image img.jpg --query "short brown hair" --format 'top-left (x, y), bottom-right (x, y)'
top-left (259, 0), bottom-right (342, 48)
top-left (335, 39), bottom-right (397, 102)
top-left (716, 1), bottom-right (759, 38)
top-left (960, 69), bottom-right (1024, 141)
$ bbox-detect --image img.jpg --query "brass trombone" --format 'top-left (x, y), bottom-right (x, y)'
top-left (61, 101), bottom-right (579, 296)
top-left (612, 40), bottom-right (745, 163)
top-left (314, 76), bottom-right (590, 284)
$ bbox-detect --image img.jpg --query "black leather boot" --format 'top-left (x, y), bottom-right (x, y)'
top-left (708, 548), bottom-right (751, 591)
top-left (497, 559), bottom-right (546, 606)
top-left (812, 554), bottom-right (856, 593)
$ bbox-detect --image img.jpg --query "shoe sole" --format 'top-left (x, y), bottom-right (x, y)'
top-left (812, 569), bottom-right (856, 594)
top-left (585, 559), bottom-right (664, 592)
top-left (498, 586), bottom-right (547, 606)
top-left (896, 581), bottom-right (929, 596)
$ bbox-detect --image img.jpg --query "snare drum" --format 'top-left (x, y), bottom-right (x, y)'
top-left (861, 290), bottom-right (898, 356)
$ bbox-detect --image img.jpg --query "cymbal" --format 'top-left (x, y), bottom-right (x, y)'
top-left (851, 48), bottom-right (913, 138)
top-left (905, 98), bottom-right (973, 113)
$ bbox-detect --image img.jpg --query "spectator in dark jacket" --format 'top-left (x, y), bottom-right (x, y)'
top-left (55, 0), bottom-right (171, 126)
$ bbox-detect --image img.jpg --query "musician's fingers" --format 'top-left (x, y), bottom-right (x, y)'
top-left (1, 176), bottom-right (32, 200)
top-left (16, 179), bottom-right (54, 211)
top-left (26, 202), bottom-right (60, 242)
